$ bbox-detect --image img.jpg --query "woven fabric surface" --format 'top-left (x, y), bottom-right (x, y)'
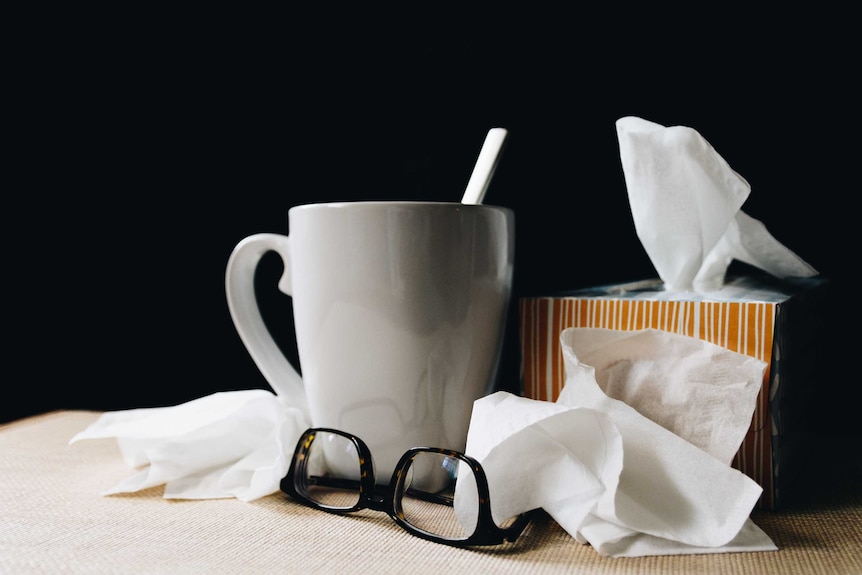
top-left (1, 411), bottom-right (859, 575)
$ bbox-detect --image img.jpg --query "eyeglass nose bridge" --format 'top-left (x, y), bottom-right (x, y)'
top-left (364, 485), bottom-right (393, 513)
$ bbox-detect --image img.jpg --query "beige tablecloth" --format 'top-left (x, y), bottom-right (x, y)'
top-left (2, 411), bottom-right (860, 574)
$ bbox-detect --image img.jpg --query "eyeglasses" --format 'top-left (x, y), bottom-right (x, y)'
top-left (280, 427), bottom-right (531, 547)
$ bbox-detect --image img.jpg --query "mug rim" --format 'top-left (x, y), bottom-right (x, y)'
top-left (289, 201), bottom-right (512, 214)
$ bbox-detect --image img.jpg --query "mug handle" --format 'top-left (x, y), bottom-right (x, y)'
top-left (225, 233), bottom-right (307, 406)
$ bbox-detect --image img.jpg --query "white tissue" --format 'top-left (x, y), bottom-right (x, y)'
top-left (463, 327), bottom-right (777, 557)
top-left (562, 327), bottom-right (765, 464)
top-left (70, 389), bottom-right (309, 501)
top-left (616, 116), bottom-right (818, 292)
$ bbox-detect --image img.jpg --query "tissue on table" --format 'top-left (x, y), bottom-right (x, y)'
top-left (519, 271), bottom-right (832, 509)
top-left (462, 327), bottom-right (776, 557)
top-left (616, 116), bottom-right (818, 292)
top-left (70, 389), bottom-right (309, 501)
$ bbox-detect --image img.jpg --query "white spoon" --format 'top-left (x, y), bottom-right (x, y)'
top-left (461, 127), bottom-right (508, 205)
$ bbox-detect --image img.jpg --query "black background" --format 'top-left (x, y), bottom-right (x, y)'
top-left (6, 8), bottom-right (857, 440)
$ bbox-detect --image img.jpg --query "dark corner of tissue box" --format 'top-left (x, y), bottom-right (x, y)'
top-left (517, 268), bottom-right (835, 510)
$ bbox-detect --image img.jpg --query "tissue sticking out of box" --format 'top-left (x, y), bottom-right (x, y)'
top-left (615, 116), bottom-right (818, 292)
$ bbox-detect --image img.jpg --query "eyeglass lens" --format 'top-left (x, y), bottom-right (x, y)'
top-left (398, 450), bottom-right (478, 539)
top-left (302, 430), bottom-right (364, 509)
top-left (300, 429), bottom-right (481, 540)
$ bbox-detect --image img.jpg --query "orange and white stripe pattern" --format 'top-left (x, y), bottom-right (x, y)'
top-left (519, 296), bottom-right (777, 508)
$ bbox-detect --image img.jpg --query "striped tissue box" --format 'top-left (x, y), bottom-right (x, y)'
top-left (518, 272), bottom-right (831, 509)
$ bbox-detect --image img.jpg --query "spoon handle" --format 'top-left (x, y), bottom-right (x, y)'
top-left (462, 127), bottom-right (508, 205)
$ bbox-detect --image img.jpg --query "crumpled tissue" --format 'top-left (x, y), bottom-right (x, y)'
top-left (616, 116), bottom-right (818, 292)
top-left (70, 389), bottom-right (309, 501)
top-left (460, 327), bottom-right (777, 557)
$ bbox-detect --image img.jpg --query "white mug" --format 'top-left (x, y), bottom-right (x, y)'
top-left (225, 201), bottom-right (515, 479)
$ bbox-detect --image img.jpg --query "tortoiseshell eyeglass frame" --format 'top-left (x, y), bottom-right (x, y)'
top-left (280, 427), bottom-right (531, 547)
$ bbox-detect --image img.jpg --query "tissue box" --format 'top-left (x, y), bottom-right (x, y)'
top-left (519, 271), bottom-right (831, 510)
